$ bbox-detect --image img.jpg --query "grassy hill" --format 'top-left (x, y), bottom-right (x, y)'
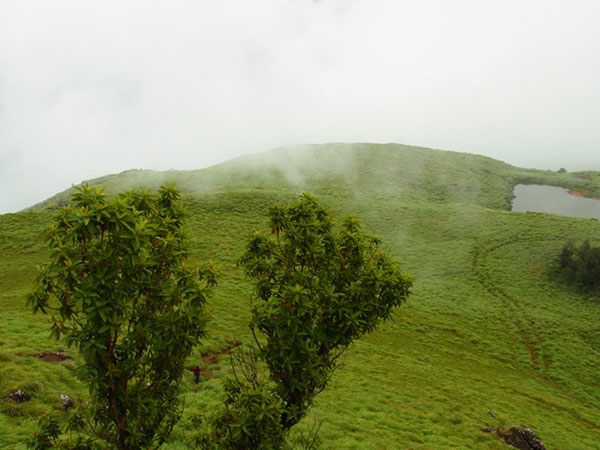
top-left (1, 143), bottom-right (600, 449)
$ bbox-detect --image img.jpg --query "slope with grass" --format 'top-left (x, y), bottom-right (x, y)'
top-left (1, 143), bottom-right (600, 449)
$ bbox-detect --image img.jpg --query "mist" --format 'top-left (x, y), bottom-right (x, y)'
top-left (1, 0), bottom-right (599, 213)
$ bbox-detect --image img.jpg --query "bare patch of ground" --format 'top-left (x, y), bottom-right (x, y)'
top-left (200, 341), bottom-right (241, 365)
top-left (202, 354), bottom-right (219, 365)
top-left (35, 350), bottom-right (71, 362)
top-left (568, 189), bottom-right (600, 200)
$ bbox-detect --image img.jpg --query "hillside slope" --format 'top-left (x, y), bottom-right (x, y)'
top-left (28, 143), bottom-right (600, 212)
top-left (2, 143), bottom-right (600, 449)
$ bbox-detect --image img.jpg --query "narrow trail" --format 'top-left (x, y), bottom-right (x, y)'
top-left (470, 236), bottom-right (600, 430)
top-left (470, 237), bottom-right (549, 372)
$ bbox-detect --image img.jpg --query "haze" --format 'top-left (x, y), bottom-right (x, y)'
top-left (1, 0), bottom-right (599, 213)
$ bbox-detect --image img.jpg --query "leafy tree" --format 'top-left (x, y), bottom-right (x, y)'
top-left (28, 184), bottom-right (216, 449)
top-left (558, 240), bottom-right (574, 271)
top-left (206, 194), bottom-right (413, 448)
top-left (556, 239), bottom-right (600, 292)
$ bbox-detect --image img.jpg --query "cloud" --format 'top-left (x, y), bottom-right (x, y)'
top-left (1, 0), bottom-right (599, 212)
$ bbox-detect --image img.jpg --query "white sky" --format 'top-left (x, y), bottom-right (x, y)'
top-left (1, 0), bottom-right (599, 213)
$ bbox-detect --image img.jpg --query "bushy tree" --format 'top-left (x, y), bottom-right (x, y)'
top-left (28, 184), bottom-right (216, 449)
top-left (207, 194), bottom-right (413, 448)
top-left (557, 239), bottom-right (600, 292)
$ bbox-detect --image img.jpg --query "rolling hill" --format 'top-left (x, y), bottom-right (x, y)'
top-left (1, 143), bottom-right (600, 449)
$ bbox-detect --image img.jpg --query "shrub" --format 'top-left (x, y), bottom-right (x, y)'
top-left (27, 184), bottom-right (215, 449)
top-left (556, 240), bottom-right (600, 292)
top-left (206, 194), bottom-right (413, 448)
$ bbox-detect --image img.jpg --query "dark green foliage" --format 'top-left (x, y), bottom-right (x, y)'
top-left (208, 194), bottom-right (412, 448)
top-left (29, 411), bottom-right (102, 449)
top-left (197, 348), bottom-right (287, 450)
top-left (28, 412), bottom-right (61, 450)
top-left (215, 378), bottom-right (285, 449)
top-left (557, 240), bottom-right (600, 292)
top-left (27, 184), bottom-right (216, 449)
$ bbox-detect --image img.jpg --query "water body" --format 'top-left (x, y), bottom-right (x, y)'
top-left (512, 184), bottom-right (600, 220)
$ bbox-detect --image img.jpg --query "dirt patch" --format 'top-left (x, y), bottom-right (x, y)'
top-left (202, 354), bottom-right (219, 365)
top-left (35, 350), bottom-right (71, 362)
top-left (568, 189), bottom-right (589, 198)
top-left (568, 189), bottom-right (600, 200)
top-left (216, 341), bottom-right (241, 355)
top-left (200, 341), bottom-right (241, 365)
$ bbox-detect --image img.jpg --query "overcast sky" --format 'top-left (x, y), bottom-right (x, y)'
top-left (1, 0), bottom-right (599, 213)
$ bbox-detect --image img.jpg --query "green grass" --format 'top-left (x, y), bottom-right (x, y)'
top-left (2, 143), bottom-right (600, 449)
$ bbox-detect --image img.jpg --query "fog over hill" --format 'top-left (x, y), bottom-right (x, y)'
top-left (1, 0), bottom-right (599, 213)
top-left (27, 143), bottom-right (600, 215)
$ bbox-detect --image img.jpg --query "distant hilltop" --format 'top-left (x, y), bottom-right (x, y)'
top-left (25, 143), bottom-right (600, 213)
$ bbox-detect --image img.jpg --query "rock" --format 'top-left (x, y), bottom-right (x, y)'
top-left (492, 426), bottom-right (547, 450)
top-left (60, 394), bottom-right (74, 410)
top-left (6, 390), bottom-right (30, 403)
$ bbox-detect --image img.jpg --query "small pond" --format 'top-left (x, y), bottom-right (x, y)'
top-left (511, 184), bottom-right (600, 220)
